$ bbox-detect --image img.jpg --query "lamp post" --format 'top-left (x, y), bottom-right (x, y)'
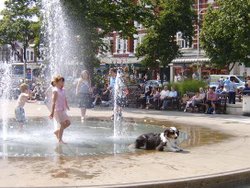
top-left (197, 5), bottom-right (206, 80)
top-left (197, 8), bottom-right (207, 60)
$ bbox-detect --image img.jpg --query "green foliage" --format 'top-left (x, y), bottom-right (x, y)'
top-left (200, 0), bottom-right (250, 71)
top-left (136, 0), bottom-right (195, 68)
top-left (0, 0), bottom-right (151, 70)
top-left (58, 0), bottom-right (153, 72)
top-left (92, 73), bottom-right (105, 88)
top-left (0, 0), bottom-right (195, 72)
top-left (168, 80), bottom-right (207, 96)
top-left (0, 0), bottom-right (41, 60)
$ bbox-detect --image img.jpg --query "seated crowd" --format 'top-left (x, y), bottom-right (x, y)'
top-left (184, 87), bottom-right (229, 114)
top-left (90, 81), bottom-right (240, 115)
top-left (137, 85), bottom-right (228, 114)
top-left (137, 85), bottom-right (178, 110)
top-left (81, 75), bottom-right (250, 115)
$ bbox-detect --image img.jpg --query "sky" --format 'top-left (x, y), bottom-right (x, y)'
top-left (0, 0), bottom-right (5, 11)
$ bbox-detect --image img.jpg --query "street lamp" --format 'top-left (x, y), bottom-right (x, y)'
top-left (196, 7), bottom-right (206, 80)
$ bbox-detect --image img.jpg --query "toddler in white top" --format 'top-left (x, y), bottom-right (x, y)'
top-left (15, 83), bottom-right (32, 128)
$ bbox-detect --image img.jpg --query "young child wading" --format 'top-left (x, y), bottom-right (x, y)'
top-left (49, 76), bottom-right (71, 144)
top-left (15, 83), bottom-right (33, 129)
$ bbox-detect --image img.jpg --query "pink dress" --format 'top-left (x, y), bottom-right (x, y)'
top-left (53, 87), bottom-right (69, 124)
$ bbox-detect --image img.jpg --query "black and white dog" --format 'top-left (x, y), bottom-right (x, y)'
top-left (135, 127), bottom-right (183, 152)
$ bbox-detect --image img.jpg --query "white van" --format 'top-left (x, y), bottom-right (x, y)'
top-left (209, 75), bottom-right (245, 89)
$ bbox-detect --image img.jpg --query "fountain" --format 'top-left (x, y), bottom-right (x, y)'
top-left (0, 62), bottom-right (12, 141)
top-left (41, 0), bottom-right (82, 131)
top-left (42, 0), bottom-right (128, 139)
top-left (41, 0), bottom-right (80, 78)
top-left (0, 0), bottom-right (198, 155)
top-left (0, 1), bottom-right (247, 187)
top-left (113, 67), bottom-right (127, 137)
top-left (0, 117), bottom-right (225, 157)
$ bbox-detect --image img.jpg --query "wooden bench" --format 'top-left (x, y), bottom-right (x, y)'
top-left (181, 92), bottom-right (206, 113)
top-left (164, 97), bottom-right (181, 110)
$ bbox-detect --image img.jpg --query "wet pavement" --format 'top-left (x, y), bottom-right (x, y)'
top-left (0, 101), bottom-right (249, 187)
top-left (0, 117), bottom-right (232, 157)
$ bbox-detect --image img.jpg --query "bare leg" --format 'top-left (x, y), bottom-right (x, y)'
top-left (64, 120), bottom-right (71, 129)
top-left (58, 120), bottom-right (71, 144)
top-left (81, 108), bottom-right (86, 121)
top-left (18, 123), bottom-right (24, 132)
top-left (54, 130), bottom-right (59, 140)
top-left (93, 95), bottom-right (100, 105)
top-left (58, 122), bottom-right (66, 144)
top-left (212, 103), bottom-right (216, 113)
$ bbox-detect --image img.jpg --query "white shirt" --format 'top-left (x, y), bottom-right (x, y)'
top-left (17, 93), bottom-right (29, 108)
top-left (160, 90), bottom-right (169, 99)
top-left (168, 91), bottom-right (177, 98)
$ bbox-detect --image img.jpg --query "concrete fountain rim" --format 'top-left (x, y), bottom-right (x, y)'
top-left (78, 168), bottom-right (250, 188)
top-left (0, 105), bottom-right (249, 188)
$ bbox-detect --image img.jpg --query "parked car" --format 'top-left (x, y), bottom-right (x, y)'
top-left (145, 80), bottom-right (161, 88)
top-left (144, 80), bottom-right (168, 91)
top-left (209, 75), bottom-right (245, 89)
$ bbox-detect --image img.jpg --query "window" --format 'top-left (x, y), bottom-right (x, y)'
top-left (116, 37), bottom-right (121, 53)
top-left (134, 21), bottom-right (140, 28)
top-left (26, 51), bottom-right (30, 61)
top-left (31, 51), bottom-right (34, 61)
top-left (138, 35), bottom-right (144, 44)
top-left (207, 0), bottom-right (214, 3)
top-left (133, 34), bottom-right (145, 54)
top-left (176, 32), bottom-right (190, 49)
top-left (134, 39), bottom-right (138, 54)
top-left (115, 37), bottom-right (128, 54)
top-left (12, 65), bottom-right (24, 75)
top-left (134, 21), bottom-right (143, 29)
top-left (110, 40), bottom-right (114, 54)
top-left (123, 39), bottom-right (128, 53)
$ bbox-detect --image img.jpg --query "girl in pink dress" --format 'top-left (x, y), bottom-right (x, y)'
top-left (49, 76), bottom-right (71, 143)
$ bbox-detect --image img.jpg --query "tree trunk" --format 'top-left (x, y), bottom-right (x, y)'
top-left (23, 45), bottom-right (27, 81)
top-left (228, 62), bottom-right (236, 73)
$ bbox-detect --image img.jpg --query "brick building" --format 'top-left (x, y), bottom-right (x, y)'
top-left (99, 0), bottom-right (221, 81)
top-left (0, 42), bottom-right (44, 80)
top-left (99, 21), bottom-right (146, 65)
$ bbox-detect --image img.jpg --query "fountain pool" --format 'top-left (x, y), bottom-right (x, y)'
top-left (0, 118), bottom-right (230, 158)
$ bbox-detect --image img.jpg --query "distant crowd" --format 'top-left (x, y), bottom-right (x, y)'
top-left (13, 69), bottom-right (250, 116)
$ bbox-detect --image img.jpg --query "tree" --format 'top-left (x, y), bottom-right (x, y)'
top-left (60, 0), bottom-right (152, 72)
top-left (200, 0), bottom-right (250, 72)
top-left (136, 0), bottom-right (195, 68)
top-left (0, 0), bottom-right (41, 78)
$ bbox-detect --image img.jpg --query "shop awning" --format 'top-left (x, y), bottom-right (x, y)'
top-left (99, 56), bottom-right (144, 65)
top-left (172, 57), bottom-right (210, 64)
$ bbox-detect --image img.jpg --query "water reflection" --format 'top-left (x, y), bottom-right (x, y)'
top-left (0, 119), bottom-right (231, 157)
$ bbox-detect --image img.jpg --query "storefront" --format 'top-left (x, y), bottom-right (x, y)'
top-left (169, 57), bottom-right (230, 82)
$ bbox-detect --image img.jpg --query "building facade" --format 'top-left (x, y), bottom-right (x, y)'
top-left (0, 42), bottom-right (43, 80)
top-left (100, 0), bottom-right (248, 81)
top-left (99, 21), bottom-right (146, 66)
top-left (169, 0), bottom-right (219, 82)
top-left (99, 0), bottom-right (218, 81)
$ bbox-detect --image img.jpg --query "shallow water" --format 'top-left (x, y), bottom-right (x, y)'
top-left (0, 118), bottom-right (231, 157)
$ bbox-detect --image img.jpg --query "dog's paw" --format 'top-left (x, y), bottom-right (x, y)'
top-left (167, 148), bottom-right (178, 152)
top-left (168, 147), bottom-right (183, 152)
top-left (177, 148), bottom-right (183, 152)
